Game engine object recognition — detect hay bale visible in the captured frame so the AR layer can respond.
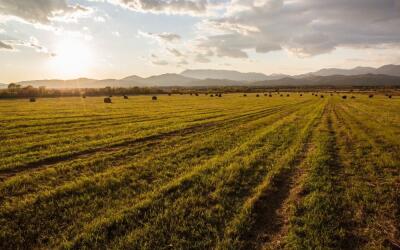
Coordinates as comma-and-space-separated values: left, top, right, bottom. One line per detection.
29, 97, 36, 102
300, 94, 303, 96
342, 95, 347, 99
351, 96, 356, 99
369, 94, 374, 98
388, 95, 392, 99
210, 94, 214, 97
152, 96, 157, 101
286, 94, 290, 97
195, 93, 199, 96
243, 94, 247, 97
320, 95, 324, 98
123, 95, 128, 99
104, 97, 112, 103
264, 93, 267, 96
82, 95, 86, 98
330, 93, 333, 96
256, 94, 260, 97
280, 94, 283, 97
218, 94, 222, 97
168, 93, 171, 96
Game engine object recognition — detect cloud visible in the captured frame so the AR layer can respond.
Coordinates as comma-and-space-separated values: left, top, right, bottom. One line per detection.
138, 30, 181, 43
194, 54, 211, 63
0, 0, 90, 25
0, 40, 12, 50
94, 16, 106, 22
109, 0, 208, 15
152, 59, 169, 65
3, 36, 55, 56
112, 31, 121, 37
195, 0, 400, 59
167, 48, 183, 57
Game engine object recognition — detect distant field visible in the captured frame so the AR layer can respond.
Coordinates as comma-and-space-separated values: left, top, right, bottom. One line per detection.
0, 94, 399, 249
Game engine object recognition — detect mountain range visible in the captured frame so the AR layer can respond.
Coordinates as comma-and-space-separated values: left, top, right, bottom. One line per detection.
6, 64, 400, 88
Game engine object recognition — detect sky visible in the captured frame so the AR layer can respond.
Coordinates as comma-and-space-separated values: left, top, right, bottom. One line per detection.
0, 0, 400, 83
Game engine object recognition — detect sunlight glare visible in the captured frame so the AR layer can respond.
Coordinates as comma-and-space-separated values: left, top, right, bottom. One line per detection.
50, 38, 93, 78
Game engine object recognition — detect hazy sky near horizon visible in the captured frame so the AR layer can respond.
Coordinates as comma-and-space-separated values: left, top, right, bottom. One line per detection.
1, 0, 400, 83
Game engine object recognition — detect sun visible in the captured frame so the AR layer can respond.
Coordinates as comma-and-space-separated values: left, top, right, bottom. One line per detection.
50, 38, 93, 78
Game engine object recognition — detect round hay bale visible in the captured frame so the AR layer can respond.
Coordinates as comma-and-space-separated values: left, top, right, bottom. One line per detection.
320, 95, 324, 98
388, 95, 392, 99
29, 97, 36, 102
256, 94, 260, 97
342, 95, 347, 99
168, 93, 171, 96
351, 96, 356, 99
269, 94, 272, 97
195, 93, 199, 96
243, 94, 247, 97
286, 94, 290, 97
104, 97, 112, 103
210, 94, 214, 97
152, 96, 157, 101
123, 95, 128, 99
369, 94, 374, 98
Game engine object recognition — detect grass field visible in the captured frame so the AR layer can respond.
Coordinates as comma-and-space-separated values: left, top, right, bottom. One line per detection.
0, 93, 399, 249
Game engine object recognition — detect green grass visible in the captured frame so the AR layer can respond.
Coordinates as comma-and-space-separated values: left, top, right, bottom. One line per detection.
0, 93, 399, 249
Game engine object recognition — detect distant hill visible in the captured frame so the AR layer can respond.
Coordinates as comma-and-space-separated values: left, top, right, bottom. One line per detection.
9, 64, 400, 88
298, 64, 400, 78
120, 75, 144, 82
253, 74, 400, 87
181, 69, 283, 82
375, 64, 400, 76
142, 73, 196, 86
183, 78, 243, 87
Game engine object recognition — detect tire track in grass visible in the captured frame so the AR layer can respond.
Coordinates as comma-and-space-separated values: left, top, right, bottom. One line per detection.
215, 101, 325, 250
0, 101, 311, 179
284, 101, 354, 249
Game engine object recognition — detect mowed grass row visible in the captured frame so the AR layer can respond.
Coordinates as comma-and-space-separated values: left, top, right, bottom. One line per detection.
0, 95, 321, 248
284, 96, 400, 249
0, 95, 305, 171
333, 99, 399, 248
